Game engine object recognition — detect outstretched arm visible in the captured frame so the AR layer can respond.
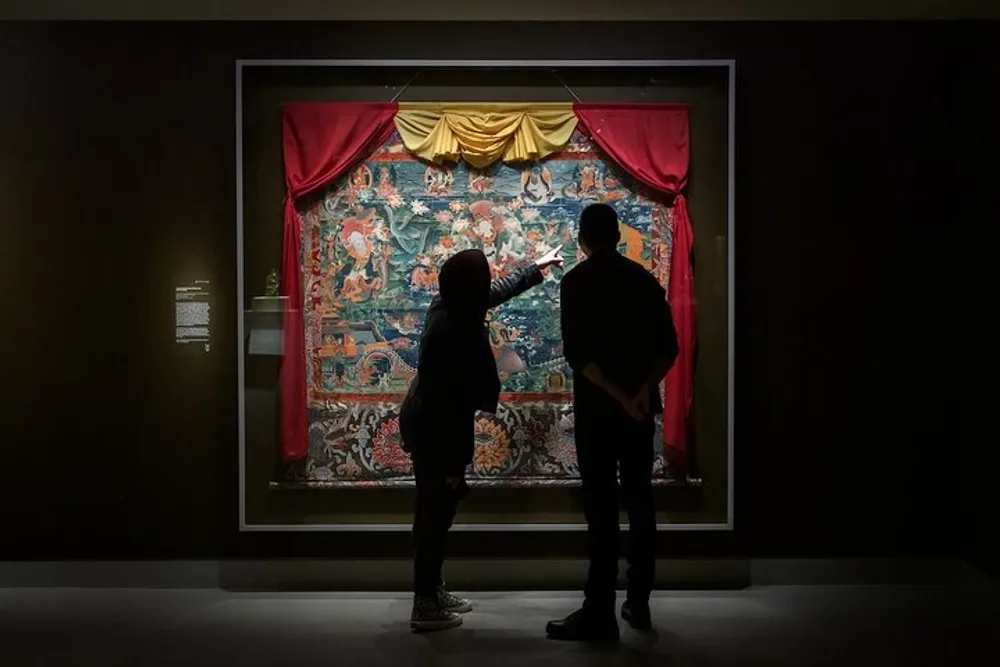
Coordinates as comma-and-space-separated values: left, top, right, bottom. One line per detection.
487, 244, 564, 309
488, 265, 544, 309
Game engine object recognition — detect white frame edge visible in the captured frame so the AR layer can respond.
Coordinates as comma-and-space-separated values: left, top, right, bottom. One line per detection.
236, 59, 247, 531
235, 58, 736, 533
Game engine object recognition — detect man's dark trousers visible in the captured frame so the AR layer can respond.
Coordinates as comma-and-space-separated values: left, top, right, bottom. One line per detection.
575, 404, 657, 612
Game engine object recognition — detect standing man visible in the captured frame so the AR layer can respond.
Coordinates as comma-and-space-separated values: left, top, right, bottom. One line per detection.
547, 203, 679, 641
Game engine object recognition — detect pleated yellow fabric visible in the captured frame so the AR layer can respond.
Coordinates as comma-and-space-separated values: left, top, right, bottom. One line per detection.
395, 103, 577, 168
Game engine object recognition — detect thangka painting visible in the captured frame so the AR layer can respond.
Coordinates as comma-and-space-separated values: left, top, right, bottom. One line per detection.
295, 128, 677, 487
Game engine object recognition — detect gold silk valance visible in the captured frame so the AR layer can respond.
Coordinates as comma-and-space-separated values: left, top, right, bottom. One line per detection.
394, 103, 578, 168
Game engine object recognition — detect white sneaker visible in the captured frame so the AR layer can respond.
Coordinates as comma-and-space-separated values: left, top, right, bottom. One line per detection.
410, 595, 463, 632
437, 585, 473, 614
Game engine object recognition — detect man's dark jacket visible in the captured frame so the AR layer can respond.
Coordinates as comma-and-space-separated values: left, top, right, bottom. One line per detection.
400, 262, 543, 475
560, 250, 678, 416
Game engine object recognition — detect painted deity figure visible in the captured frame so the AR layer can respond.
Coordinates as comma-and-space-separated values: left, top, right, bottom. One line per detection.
350, 164, 373, 191
521, 166, 554, 204
487, 318, 527, 374
578, 165, 598, 197
339, 208, 384, 303
408, 253, 439, 292
424, 164, 453, 196
468, 169, 492, 194
377, 165, 397, 198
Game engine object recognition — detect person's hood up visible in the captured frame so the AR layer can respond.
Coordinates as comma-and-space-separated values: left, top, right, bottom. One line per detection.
438, 249, 491, 323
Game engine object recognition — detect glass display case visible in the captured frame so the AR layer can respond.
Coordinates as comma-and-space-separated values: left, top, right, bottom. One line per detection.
237, 61, 733, 530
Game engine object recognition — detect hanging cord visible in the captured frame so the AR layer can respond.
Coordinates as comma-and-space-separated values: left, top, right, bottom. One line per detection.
550, 69, 582, 103
390, 68, 424, 103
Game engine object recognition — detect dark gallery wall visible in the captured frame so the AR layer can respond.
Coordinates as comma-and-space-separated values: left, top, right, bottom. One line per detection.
0, 21, 993, 562
952, 41, 998, 579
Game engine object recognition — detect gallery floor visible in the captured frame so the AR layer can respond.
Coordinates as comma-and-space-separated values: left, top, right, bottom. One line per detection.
2, 579, 998, 666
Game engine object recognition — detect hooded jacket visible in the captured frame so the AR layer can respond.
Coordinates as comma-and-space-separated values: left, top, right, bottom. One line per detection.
399, 250, 544, 475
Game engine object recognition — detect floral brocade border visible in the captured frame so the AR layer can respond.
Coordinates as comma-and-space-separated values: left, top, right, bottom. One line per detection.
293, 399, 676, 487
272, 476, 691, 489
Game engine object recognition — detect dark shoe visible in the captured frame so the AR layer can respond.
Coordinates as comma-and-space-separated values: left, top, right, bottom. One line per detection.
621, 600, 652, 631
546, 608, 620, 642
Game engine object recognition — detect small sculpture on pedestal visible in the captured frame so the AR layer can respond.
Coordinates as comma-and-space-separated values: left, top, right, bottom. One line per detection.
251, 269, 286, 314
265, 268, 280, 297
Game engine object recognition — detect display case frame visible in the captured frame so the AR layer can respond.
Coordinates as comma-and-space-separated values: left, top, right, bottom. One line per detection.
236, 59, 735, 532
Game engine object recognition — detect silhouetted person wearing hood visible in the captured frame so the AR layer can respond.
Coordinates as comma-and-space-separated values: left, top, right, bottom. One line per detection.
547, 203, 678, 642
401, 246, 563, 632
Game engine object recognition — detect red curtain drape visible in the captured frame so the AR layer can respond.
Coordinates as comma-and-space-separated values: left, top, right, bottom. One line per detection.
574, 103, 697, 456
279, 103, 398, 462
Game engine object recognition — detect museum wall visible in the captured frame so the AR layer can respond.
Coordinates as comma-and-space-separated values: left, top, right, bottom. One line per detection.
0, 20, 990, 561
951, 41, 998, 579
